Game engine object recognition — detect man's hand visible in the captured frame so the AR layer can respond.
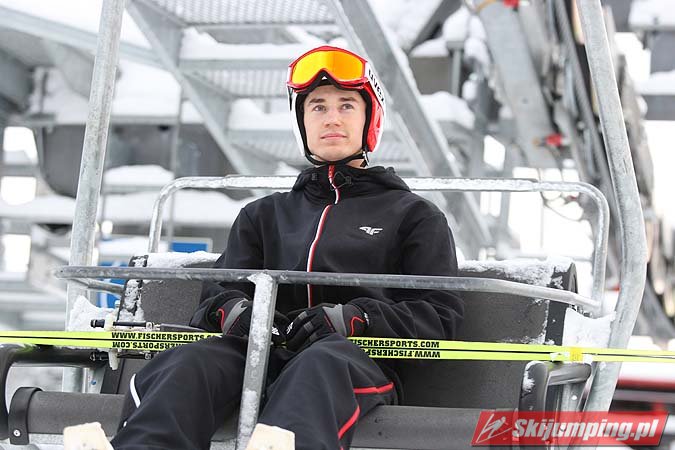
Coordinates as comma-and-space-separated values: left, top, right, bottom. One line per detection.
212, 298, 288, 346
285, 303, 369, 351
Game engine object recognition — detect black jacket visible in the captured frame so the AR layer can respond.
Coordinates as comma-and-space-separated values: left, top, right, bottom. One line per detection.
191, 164, 463, 340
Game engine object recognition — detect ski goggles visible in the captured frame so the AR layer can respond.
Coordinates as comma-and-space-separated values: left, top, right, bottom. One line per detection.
287, 46, 369, 91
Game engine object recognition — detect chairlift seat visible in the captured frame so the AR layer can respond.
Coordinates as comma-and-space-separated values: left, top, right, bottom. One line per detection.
2, 253, 588, 449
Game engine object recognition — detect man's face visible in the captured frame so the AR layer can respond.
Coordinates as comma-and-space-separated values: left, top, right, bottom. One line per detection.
303, 84, 366, 164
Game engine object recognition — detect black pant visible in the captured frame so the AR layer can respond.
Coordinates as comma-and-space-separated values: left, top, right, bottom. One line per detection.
111, 334, 396, 450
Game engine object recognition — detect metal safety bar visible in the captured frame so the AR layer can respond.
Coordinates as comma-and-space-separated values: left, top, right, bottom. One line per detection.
54, 266, 600, 313
147, 176, 609, 304
237, 273, 277, 450
69, 278, 125, 295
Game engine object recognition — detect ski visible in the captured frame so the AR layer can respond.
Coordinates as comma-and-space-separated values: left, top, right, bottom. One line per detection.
0, 330, 218, 351
360, 346, 675, 363
2, 331, 675, 364
351, 337, 675, 363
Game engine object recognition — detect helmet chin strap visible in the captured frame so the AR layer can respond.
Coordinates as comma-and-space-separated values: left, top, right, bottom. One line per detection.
305, 148, 369, 168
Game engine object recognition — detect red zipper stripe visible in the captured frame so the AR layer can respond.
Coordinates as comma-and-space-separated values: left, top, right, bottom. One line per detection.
329, 166, 341, 203
306, 166, 340, 307
306, 204, 332, 306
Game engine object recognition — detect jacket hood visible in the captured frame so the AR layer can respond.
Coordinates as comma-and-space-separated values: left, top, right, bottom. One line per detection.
292, 164, 410, 199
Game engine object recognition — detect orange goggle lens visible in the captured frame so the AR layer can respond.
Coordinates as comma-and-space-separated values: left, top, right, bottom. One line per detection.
289, 50, 366, 88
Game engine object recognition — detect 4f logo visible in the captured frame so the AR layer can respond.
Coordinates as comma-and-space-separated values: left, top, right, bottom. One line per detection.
359, 226, 382, 236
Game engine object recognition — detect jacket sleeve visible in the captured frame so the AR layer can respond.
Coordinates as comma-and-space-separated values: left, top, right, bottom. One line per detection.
349, 212, 464, 340
189, 208, 263, 331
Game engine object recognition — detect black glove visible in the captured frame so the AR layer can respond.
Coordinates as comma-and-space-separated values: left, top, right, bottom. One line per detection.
285, 303, 369, 351
212, 298, 288, 346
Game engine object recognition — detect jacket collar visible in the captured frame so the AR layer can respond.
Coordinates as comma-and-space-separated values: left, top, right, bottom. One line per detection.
292, 164, 410, 200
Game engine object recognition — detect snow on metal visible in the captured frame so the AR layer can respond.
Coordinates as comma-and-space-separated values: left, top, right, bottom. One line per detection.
370, 0, 443, 49
0, 0, 151, 48
98, 237, 168, 259
522, 363, 536, 393
0, 194, 76, 223
67, 295, 113, 331
459, 257, 574, 288
629, 0, 675, 29
420, 92, 476, 129
228, 99, 291, 131
146, 251, 218, 268
30, 64, 202, 123
410, 37, 449, 57
638, 70, 675, 95
245, 273, 274, 371
180, 28, 313, 61
104, 164, 174, 188
237, 388, 259, 448
0, 189, 250, 227
237, 272, 277, 448
562, 308, 614, 349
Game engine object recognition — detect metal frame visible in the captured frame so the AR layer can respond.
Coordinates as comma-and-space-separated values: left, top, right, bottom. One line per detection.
518, 361, 592, 412
0, 115, 5, 271
179, 57, 289, 72
553, 0, 604, 185
125, 0, 277, 176
55, 263, 599, 447
55, 265, 600, 312
577, 0, 647, 413
0, 48, 31, 108
145, 175, 609, 304
41, 41, 95, 98
407, 0, 462, 52
0, 345, 100, 441
64, 0, 125, 393
237, 273, 277, 449
473, 1, 557, 168
0, 5, 159, 68
69, 278, 125, 295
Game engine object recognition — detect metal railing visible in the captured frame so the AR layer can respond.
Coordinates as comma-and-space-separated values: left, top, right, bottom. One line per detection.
577, 0, 648, 413
64, 0, 124, 394
147, 176, 609, 304
56, 266, 600, 312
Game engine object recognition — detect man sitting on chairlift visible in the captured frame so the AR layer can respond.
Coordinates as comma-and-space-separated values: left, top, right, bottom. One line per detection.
111, 45, 464, 450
